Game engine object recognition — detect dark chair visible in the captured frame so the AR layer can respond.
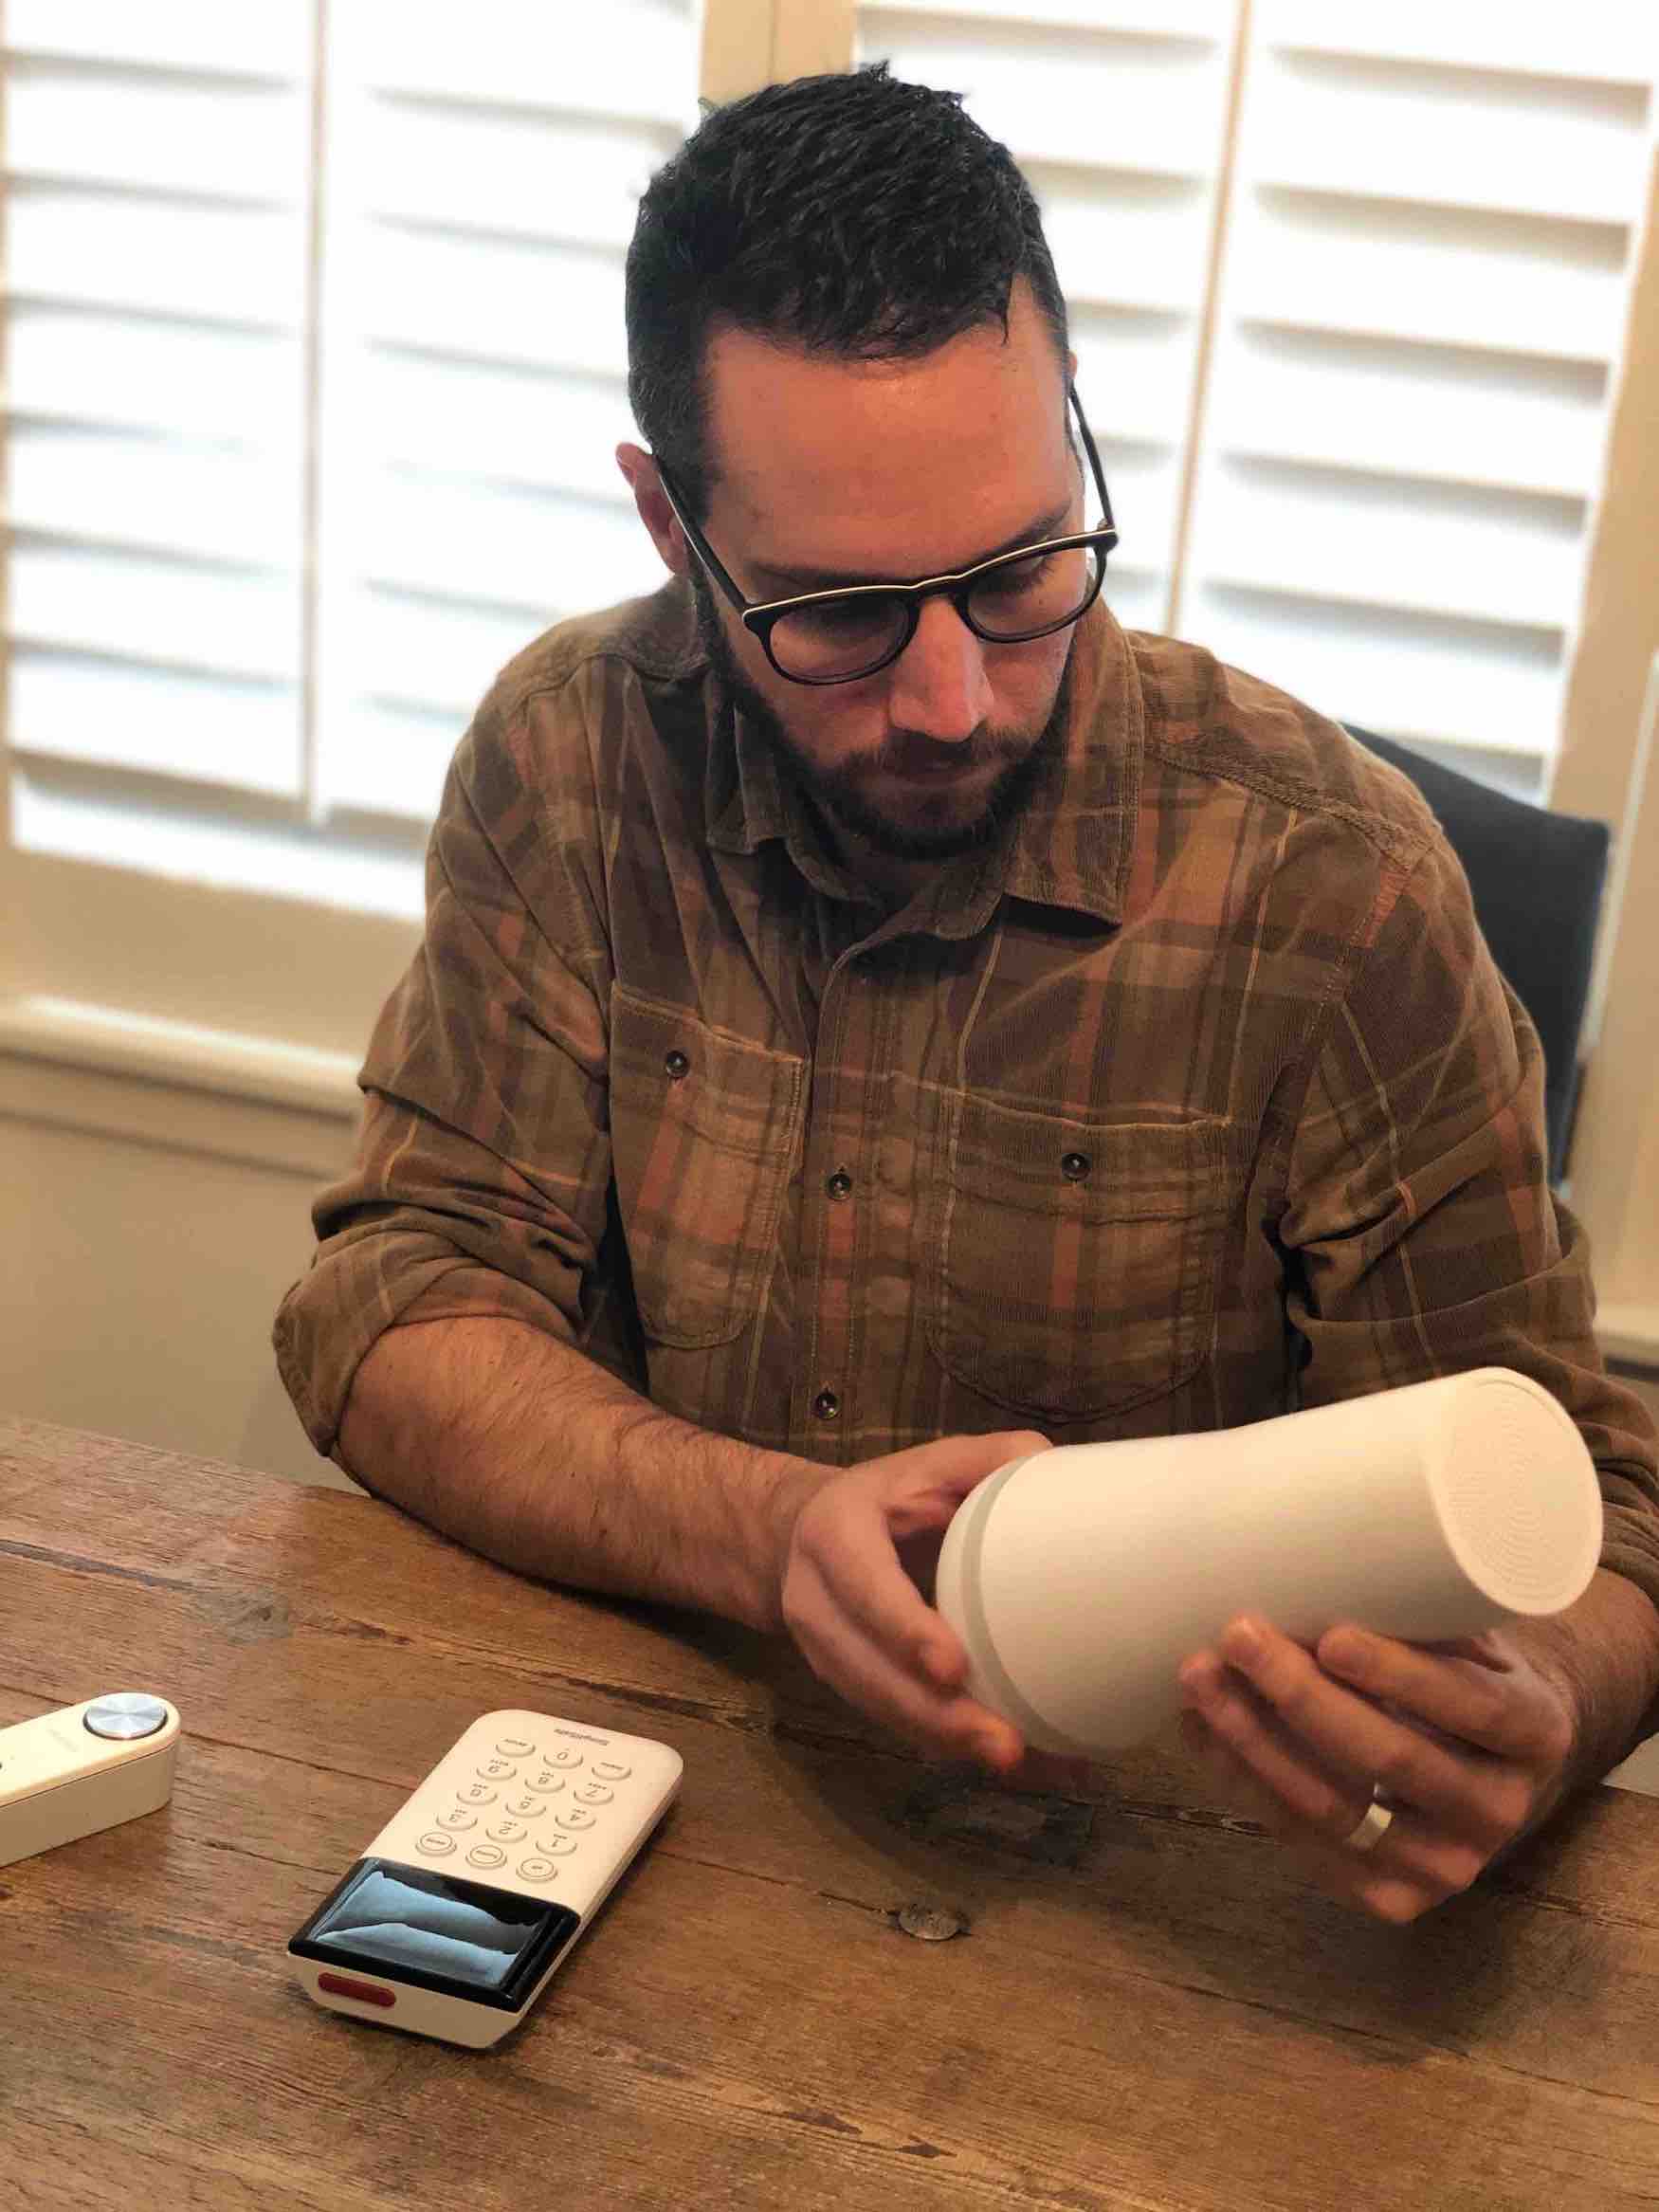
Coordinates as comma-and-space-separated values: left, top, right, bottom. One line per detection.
1343, 724, 1612, 1189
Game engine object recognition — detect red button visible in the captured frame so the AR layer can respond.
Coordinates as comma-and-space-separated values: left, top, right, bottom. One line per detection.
318, 1971, 396, 2010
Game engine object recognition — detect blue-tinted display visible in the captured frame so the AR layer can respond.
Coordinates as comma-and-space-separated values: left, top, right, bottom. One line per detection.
289, 1858, 579, 2010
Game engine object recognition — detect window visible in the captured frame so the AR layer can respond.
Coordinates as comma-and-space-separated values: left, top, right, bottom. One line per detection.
856, 1, 1658, 798
4, 0, 1656, 1063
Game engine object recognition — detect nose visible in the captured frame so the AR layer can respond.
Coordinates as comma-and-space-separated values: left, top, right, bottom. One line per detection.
885, 594, 993, 743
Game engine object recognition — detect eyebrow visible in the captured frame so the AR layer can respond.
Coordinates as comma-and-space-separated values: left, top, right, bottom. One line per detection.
746, 500, 1077, 596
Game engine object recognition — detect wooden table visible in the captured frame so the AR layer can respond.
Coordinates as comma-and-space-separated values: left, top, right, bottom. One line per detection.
5, 1416, 1659, 2210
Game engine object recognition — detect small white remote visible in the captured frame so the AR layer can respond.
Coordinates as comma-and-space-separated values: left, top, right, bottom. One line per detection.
287, 1708, 683, 2048
0, 1693, 181, 1869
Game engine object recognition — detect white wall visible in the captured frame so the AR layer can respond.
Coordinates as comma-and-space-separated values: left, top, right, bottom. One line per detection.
2, 1056, 359, 1492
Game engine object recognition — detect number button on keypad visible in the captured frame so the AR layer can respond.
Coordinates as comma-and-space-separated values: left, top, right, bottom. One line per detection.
457, 1782, 498, 1807
574, 1782, 613, 1806
437, 1808, 478, 1832
522, 1770, 567, 1796
546, 1746, 585, 1769
486, 1819, 529, 1844
556, 1807, 597, 1832
478, 1758, 518, 1782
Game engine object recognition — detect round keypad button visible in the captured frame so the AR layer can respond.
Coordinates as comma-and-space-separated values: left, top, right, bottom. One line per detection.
592, 1761, 630, 1781
478, 1758, 518, 1782
574, 1782, 613, 1806
456, 1781, 498, 1806
518, 1856, 558, 1883
495, 1736, 537, 1758
467, 1845, 507, 1871
543, 1835, 578, 1856
522, 1770, 568, 1795
437, 1808, 478, 1832
503, 1793, 545, 1819
486, 1819, 529, 1844
556, 1807, 597, 1831
547, 1747, 585, 1769
416, 1832, 456, 1856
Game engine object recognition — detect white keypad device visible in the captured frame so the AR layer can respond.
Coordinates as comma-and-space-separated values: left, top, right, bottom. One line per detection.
0, 1693, 181, 1868
287, 1709, 683, 2048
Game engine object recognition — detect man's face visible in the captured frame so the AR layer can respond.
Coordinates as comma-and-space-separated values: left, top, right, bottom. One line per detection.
686, 280, 1083, 866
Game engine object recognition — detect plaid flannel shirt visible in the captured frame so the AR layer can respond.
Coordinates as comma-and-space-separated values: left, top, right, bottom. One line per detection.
274, 581, 1659, 1609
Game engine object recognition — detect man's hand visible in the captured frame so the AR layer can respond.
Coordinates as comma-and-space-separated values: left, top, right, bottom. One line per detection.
1176, 1614, 1578, 1923
776, 1430, 1051, 1773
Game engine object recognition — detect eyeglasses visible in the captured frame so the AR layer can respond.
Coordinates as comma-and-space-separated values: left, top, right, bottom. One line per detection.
654, 385, 1119, 686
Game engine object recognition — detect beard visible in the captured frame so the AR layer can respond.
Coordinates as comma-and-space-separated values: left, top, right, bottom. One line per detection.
689, 569, 1072, 864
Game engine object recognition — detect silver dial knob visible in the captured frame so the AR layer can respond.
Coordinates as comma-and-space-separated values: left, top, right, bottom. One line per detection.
83, 1692, 171, 1741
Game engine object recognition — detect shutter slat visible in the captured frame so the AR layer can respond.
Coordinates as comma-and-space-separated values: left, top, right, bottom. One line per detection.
9, 425, 302, 566
6, 57, 306, 202
6, 184, 304, 327
11, 539, 300, 686
1265, 1, 1659, 88
9, 652, 301, 797
6, 0, 304, 76
1250, 50, 1650, 229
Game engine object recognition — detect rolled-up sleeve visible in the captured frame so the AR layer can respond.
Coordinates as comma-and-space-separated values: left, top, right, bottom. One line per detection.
274, 670, 616, 1456
1280, 824, 1659, 1612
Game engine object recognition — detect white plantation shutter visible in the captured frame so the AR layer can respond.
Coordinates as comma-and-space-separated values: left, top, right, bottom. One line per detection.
859, 0, 1242, 641
4, 3, 312, 862
2, 0, 695, 923
314, 1, 694, 835
3, 0, 1655, 979
857, 1, 1659, 798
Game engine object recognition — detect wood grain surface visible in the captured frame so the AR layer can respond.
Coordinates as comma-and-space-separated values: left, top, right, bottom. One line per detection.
4, 1416, 1658, 2211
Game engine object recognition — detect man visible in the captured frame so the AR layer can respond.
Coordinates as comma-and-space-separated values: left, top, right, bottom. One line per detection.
276, 67, 1659, 1923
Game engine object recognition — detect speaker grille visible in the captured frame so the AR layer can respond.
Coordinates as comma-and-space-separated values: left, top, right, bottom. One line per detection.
1431, 1375, 1601, 1615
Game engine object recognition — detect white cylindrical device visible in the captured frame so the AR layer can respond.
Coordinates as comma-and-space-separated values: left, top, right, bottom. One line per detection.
934, 1367, 1602, 1758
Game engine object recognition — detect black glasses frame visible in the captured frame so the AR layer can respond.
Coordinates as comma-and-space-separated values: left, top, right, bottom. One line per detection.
654, 384, 1119, 686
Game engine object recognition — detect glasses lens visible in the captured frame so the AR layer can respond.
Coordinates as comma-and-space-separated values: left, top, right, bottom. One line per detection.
767, 594, 909, 682
967, 543, 1100, 640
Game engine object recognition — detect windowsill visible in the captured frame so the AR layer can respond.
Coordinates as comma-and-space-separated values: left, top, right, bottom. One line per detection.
0, 994, 358, 1180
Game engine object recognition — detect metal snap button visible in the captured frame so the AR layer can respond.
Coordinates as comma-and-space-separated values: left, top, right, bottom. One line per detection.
1060, 1151, 1091, 1182
826, 1169, 853, 1200
664, 1049, 689, 1081
812, 1388, 841, 1421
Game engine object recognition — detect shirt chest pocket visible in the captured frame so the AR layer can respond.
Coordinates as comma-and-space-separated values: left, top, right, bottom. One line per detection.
928, 1094, 1247, 1421
610, 986, 805, 1348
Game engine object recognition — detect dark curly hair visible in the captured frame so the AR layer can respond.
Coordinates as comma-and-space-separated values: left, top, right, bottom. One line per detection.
625, 64, 1068, 519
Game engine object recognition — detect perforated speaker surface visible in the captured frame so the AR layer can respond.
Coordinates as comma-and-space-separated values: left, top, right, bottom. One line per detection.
1431, 1373, 1602, 1616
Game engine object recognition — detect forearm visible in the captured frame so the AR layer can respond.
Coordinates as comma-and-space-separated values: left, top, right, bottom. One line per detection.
337, 1316, 826, 1631
1505, 1568, 1659, 1802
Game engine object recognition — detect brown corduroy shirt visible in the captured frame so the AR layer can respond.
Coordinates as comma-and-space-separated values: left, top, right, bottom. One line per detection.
274, 580, 1659, 1608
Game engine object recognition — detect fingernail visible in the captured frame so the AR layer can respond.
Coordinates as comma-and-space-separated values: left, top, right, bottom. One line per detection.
1223, 1618, 1264, 1665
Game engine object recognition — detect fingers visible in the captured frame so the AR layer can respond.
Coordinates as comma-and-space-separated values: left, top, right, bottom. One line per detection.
1186, 1618, 1536, 1847
777, 1434, 1048, 1773
785, 1541, 1021, 1768
1179, 1709, 1454, 1925
876, 1428, 1051, 1541
1317, 1624, 1574, 1765
1177, 1615, 1574, 1921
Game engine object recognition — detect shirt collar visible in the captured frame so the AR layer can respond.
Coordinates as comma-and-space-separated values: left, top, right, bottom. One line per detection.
703, 597, 1141, 934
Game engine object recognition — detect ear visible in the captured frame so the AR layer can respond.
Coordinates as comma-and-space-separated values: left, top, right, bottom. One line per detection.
616, 442, 689, 577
